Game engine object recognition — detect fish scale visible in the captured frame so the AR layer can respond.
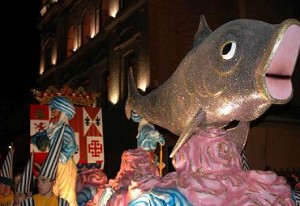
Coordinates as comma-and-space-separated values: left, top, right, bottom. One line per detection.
125, 15, 300, 158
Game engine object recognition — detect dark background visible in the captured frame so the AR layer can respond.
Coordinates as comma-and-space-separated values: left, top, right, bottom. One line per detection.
1, 2, 41, 100
0, 2, 41, 164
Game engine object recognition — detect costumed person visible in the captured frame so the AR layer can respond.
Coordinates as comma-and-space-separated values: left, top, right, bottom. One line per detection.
47, 96, 78, 206
21, 122, 69, 206
13, 152, 34, 206
0, 144, 14, 206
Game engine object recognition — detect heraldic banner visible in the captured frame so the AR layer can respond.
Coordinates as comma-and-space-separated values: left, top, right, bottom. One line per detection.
30, 104, 105, 172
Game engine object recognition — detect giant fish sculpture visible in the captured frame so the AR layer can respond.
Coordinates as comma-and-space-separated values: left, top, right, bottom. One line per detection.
125, 15, 300, 158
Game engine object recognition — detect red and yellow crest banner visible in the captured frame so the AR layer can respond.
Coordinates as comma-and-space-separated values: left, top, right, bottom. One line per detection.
30, 104, 105, 170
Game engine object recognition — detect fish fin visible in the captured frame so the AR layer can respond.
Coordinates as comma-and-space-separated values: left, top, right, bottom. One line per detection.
125, 67, 140, 119
193, 15, 212, 48
169, 110, 206, 158
225, 121, 250, 154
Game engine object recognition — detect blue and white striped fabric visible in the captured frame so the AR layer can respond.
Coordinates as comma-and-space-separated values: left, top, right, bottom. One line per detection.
58, 198, 70, 206
0, 143, 14, 181
39, 124, 65, 180
50, 96, 75, 120
293, 188, 300, 206
20, 197, 34, 206
17, 152, 34, 194
49, 124, 77, 164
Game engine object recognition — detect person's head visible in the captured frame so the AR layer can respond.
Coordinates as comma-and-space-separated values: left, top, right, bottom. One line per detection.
13, 173, 21, 189
49, 108, 62, 125
0, 182, 12, 196
13, 191, 26, 206
49, 96, 75, 124
0, 175, 13, 197
36, 176, 55, 197
12, 173, 26, 205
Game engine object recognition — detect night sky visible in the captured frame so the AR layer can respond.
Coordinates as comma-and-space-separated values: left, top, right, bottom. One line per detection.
1, 2, 41, 101
0, 2, 41, 154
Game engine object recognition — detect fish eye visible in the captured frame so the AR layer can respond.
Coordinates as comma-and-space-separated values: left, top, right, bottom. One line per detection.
221, 41, 236, 60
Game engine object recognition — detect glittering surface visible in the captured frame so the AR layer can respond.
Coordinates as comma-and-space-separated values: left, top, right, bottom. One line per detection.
126, 16, 300, 157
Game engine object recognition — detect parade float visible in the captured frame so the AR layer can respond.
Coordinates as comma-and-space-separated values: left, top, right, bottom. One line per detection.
98, 15, 300, 205
26, 14, 300, 205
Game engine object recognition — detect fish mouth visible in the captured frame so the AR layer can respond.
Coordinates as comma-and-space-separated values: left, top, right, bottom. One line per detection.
265, 21, 300, 103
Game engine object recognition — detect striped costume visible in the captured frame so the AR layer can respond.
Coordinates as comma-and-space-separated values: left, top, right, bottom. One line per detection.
48, 123, 78, 206
292, 188, 300, 206
46, 96, 78, 206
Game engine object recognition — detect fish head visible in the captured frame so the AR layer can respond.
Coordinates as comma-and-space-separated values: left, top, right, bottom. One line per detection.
188, 18, 300, 123
257, 19, 300, 104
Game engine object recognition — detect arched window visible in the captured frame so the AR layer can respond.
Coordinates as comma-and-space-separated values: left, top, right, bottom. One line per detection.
101, 0, 109, 27
40, 37, 57, 74
82, 9, 92, 45
51, 41, 57, 65
121, 51, 137, 100
67, 25, 78, 57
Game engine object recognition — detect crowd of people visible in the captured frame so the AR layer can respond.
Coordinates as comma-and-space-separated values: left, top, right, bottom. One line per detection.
0, 96, 77, 206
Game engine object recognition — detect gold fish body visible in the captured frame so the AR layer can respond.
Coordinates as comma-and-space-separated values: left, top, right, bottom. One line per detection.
126, 16, 300, 157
